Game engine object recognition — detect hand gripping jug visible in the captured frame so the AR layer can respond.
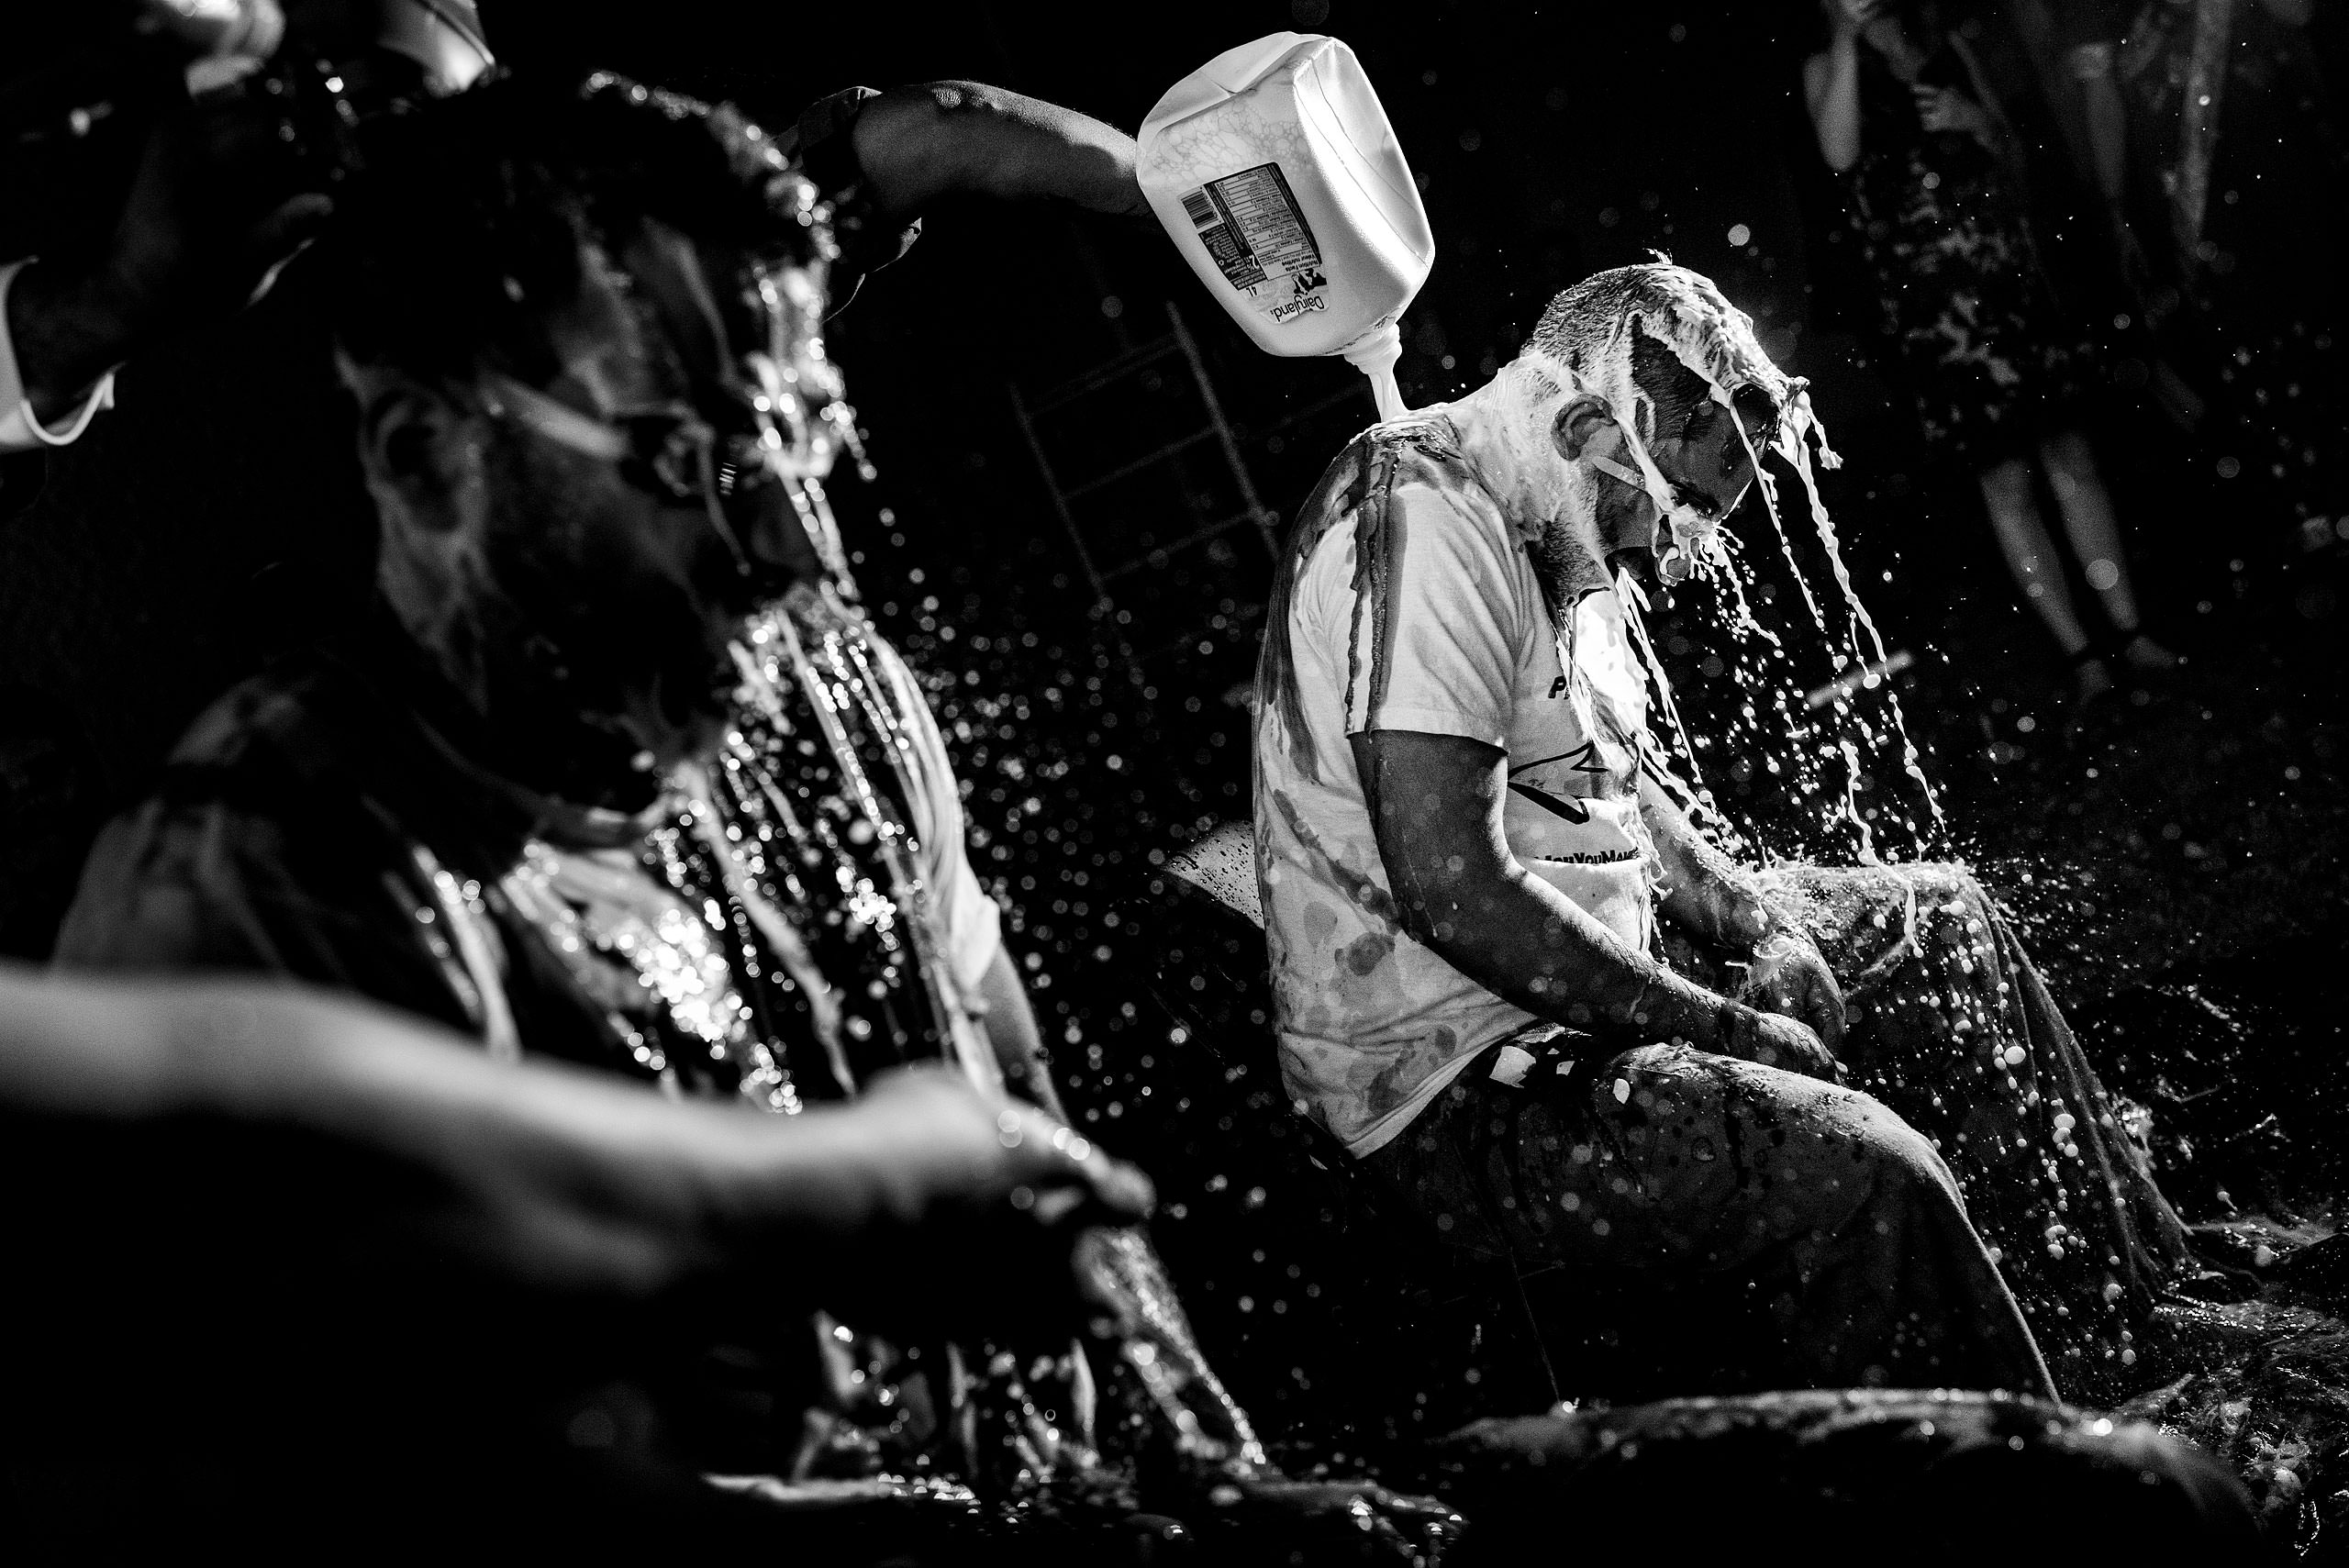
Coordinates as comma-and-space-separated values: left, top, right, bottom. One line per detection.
1137, 32, 1433, 423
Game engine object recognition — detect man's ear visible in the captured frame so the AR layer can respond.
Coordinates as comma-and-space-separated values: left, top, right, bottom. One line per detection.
349, 364, 485, 535
1551, 394, 1620, 462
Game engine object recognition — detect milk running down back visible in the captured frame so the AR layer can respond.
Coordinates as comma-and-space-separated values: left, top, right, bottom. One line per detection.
1137, 32, 1433, 421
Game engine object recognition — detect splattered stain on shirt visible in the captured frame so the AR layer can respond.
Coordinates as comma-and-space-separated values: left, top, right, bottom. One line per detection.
1253, 406, 1657, 1158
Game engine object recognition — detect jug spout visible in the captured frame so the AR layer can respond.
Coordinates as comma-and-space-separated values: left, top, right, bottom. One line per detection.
1340, 320, 1408, 423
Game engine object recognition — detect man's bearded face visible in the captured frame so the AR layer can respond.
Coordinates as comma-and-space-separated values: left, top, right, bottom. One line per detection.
462, 217, 838, 770
1600, 398, 1774, 585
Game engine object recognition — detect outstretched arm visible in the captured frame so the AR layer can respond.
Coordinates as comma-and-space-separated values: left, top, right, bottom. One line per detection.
1355, 728, 1835, 1077
0, 967, 1152, 1343
850, 82, 1145, 224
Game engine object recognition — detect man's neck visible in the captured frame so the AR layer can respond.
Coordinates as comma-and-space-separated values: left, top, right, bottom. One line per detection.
369, 593, 677, 834
1441, 376, 1561, 538
1440, 377, 1616, 615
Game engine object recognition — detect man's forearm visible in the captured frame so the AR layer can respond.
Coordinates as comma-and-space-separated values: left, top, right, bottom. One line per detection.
1641, 777, 1787, 958
1360, 730, 1747, 1050
0, 971, 868, 1305
850, 82, 1144, 221
1401, 857, 1737, 1050
975, 942, 1065, 1118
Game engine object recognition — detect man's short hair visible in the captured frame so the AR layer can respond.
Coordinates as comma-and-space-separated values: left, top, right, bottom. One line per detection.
1528, 265, 1780, 446
325, 73, 825, 387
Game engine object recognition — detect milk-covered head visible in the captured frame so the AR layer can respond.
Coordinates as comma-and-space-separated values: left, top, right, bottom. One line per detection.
1471, 262, 1834, 589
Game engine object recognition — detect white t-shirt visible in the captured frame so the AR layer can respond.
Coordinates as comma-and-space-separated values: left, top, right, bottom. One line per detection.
1253, 410, 1656, 1158
870, 621, 1007, 994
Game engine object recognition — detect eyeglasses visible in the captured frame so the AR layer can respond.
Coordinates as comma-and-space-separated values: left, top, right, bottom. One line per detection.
480, 372, 785, 570
1586, 451, 1725, 527
1585, 450, 1726, 583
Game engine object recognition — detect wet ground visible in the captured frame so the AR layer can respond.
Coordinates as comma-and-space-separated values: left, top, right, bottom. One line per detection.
1943, 554, 2349, 1556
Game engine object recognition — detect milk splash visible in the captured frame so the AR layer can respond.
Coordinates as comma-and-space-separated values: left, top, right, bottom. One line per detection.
1498, 261, 1942, 864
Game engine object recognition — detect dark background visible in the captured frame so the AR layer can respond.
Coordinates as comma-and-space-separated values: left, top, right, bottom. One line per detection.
5, 0, 2345, 1448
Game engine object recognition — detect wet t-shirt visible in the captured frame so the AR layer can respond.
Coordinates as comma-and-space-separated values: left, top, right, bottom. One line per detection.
1253, 413, 1655, 1159
53, 617, 1002, 1102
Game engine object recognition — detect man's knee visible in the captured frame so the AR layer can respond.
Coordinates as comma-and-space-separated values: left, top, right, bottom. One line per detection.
1845, 1096, 1966, 1215
1903, 862, 1994, 925
1617, 1048, 1965, 1220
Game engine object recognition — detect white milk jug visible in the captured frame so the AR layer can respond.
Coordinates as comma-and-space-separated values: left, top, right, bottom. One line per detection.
1137, 32, 1433, 422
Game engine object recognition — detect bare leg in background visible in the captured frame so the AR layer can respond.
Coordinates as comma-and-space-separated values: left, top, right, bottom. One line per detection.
2039, 428, 2176, 673
1978, 456, 2107, 697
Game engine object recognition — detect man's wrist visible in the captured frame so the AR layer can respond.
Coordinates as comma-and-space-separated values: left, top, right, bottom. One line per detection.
1622, 967, 1737, 1049
1741, 887, 1815, 959
709, 1103, 880, 1254
1704, 889, 1776, 962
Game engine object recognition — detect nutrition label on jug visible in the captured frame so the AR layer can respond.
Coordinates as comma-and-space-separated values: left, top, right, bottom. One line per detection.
1179, 163, 1325, 314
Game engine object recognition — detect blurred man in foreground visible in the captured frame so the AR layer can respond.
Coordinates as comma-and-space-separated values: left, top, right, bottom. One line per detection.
50, 72, 1447, 1557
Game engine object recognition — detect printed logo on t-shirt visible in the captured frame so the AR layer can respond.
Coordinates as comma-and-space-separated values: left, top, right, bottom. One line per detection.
1506, 739, 1627, 827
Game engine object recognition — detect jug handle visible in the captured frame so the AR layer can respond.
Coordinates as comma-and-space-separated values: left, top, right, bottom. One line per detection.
1138, 31, 1318, 139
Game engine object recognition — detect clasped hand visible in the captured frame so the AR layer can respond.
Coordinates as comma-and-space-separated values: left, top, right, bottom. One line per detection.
814, 1067, 1156, 1341
1727, 934, 1848, 1083
1832, 0, 1887, 32
1912, 83, 1993, 143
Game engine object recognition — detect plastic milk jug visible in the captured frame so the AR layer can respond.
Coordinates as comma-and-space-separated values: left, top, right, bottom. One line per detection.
1137, 32, 1433, 423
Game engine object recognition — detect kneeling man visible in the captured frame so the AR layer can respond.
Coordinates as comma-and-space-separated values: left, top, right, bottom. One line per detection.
1254, 264, 2172, 1399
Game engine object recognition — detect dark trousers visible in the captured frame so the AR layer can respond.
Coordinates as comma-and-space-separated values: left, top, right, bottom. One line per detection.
1364, 1034, 2058, 1399
1756, 862, 2189, 1401
1362, 860, 2191, 1403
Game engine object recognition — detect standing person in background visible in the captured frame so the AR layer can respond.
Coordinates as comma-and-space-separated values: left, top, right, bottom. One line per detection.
2069, 0, 2349, 547
1805, 0, 2179, 704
